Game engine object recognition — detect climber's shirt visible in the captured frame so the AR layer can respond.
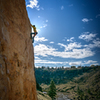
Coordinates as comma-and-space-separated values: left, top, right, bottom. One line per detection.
31, 25, 37, 33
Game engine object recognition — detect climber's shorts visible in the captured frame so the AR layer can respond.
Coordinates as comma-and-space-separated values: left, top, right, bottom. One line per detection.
35, 32, 38, 35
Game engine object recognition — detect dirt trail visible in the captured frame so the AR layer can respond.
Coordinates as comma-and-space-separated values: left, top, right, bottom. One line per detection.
56, 92, 71, 100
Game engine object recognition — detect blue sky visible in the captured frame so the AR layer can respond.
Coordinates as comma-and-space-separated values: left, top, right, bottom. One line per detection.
25, 0, 100, 67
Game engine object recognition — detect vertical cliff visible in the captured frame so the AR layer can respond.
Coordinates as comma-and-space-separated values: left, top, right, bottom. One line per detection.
0, 0, 37, 100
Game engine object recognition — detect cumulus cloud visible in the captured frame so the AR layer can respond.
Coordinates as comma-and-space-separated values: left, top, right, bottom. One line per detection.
68, 60, 98, 66
67, 37, 74, 42
40, 24, 47, 28
26, 0, 40, 10
41, 7, 44, 10
34, 44, 94, 59
58, 42, 82, 51
84, 39, 100, 48
63, 37, 67, 41
34, 44, 57, 57
82, 18, 89, 22
46, 20, 48, 22
43, 24, 47, 28
35, 59, 68, 64
63, 37, 74, 42
37, 29, 40, 32
79, 32, 97, 41
84, 60, 97, 64
93, 40, 100, 47
50, 41, 54, 44
35, 56, 40, 60
38, 16, 40, 18
35, 36, 48, 42
82, 18, 93, 23
61, 6, 64, 10
96, 14, 100, 18
68, 4, 73, 7
69, 61, 82, 66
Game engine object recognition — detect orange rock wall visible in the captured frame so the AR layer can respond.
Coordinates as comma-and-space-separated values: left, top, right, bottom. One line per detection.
0, 0, 37, 100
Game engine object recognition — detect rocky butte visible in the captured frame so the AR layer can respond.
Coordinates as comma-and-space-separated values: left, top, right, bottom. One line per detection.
0, 0, 37, 100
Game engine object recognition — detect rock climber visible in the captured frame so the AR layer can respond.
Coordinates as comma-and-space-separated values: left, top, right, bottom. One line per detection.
30, 24, 38, 43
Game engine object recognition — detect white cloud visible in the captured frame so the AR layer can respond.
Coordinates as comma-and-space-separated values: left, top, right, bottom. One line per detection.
93, 40, 100, 47
35, 56, 40, 60
82, 18, 93, 23
83, 35, 100, 50
79, 32, 97, 41
34, 44, 94, 59
63, 37, 67, 41
35, 59, 98, 67
69, 60, 98, 66
84, 60, 97, 64
61, 6, 64, 10
41, 7, 44, 10
50, 41, 54, 44
35, 59, 68, 64
66, 42, 82, 51
46, 20, 48, 22
34, 44, 57, 57
37, 29, 40, 32
63, 37, 74, 42
69, 61, 82, 66
26, 0, 39, 10
40, 24, 47, 28
96, 14, 100, 18
82, 18, 89, 22
36, 5, 40, 11
43, 24, 47, 28
58, 42, 82, 51
67, 37, 74, 42
68, 4, 73, 7
38, 16, 40, 18
34, 36, 48, 42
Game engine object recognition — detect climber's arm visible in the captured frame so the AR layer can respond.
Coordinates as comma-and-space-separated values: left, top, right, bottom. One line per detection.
31, 24, 37, 33
31, 24, 33, 27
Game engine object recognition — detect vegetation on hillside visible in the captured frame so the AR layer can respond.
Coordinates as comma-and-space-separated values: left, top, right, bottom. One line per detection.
36, 81, 42, 92
35, 65, 99, 84
48, 80, 56, 99
35, 65, 100, 100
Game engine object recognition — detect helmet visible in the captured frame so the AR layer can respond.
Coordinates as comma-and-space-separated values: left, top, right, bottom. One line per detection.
33, 25, 35, 27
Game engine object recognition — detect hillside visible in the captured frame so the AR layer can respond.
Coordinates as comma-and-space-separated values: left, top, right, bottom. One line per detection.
56, 67, 100, 99
35, 65, 99, 84
35, 66, 100, 100
37, 91, 52, 100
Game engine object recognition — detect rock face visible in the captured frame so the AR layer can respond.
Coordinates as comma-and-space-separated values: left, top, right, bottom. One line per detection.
0, 0, 37, 100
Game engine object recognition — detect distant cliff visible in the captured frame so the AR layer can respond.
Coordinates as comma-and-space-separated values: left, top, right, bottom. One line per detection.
0, 0, 37, 100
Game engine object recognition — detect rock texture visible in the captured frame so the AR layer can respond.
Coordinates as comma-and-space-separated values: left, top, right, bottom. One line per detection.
0, 0, 37, 100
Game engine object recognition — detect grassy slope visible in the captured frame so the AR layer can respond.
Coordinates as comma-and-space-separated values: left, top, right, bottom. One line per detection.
57, 66, 100, 99
40, 66, 100, 100
37, 91, 52, 100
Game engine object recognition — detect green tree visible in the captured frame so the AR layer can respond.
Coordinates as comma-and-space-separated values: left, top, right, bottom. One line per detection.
71, 66, 76, 68
36, 81, 42, 92
48, 80, 56, 100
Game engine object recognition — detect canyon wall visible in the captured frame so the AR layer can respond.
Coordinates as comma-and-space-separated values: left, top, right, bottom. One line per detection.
0, 0, 37, 100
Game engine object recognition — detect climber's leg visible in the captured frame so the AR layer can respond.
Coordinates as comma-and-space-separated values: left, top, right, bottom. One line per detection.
34, 32, 38, 37
30, 33, 35, 43
30, 33, 35, 39
32, 37, 34, 43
